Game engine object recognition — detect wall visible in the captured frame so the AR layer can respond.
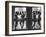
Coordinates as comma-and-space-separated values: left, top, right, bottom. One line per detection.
0, 0, 46, 37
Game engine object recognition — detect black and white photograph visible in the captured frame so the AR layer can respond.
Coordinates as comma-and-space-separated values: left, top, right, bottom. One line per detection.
5, 1, 45, 36
12, 6, 41, 31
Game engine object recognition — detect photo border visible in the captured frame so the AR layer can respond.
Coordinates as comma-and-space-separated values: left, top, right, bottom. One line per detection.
5, 1, 45, 36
